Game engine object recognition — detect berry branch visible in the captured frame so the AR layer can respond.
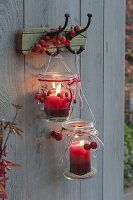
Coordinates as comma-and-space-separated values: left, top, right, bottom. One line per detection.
0, 104, 24, 199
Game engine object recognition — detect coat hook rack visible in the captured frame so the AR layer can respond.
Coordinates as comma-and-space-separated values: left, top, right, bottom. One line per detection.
16, 13, 92, 56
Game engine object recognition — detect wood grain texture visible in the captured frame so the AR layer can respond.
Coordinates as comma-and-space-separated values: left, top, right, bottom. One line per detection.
103, 0, 125, 200
0, 0, 25, 200
80, 0, 104, 200
24, 0, 81, 200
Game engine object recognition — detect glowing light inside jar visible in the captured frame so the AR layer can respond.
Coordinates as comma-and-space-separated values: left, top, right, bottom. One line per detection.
52, 82, 56, 89
56, 84, 61, 95
79, 140, 84, 145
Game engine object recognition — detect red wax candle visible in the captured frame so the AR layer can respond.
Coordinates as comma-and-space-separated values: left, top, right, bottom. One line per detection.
70, 140, 91, 175
44, 86, 71, 118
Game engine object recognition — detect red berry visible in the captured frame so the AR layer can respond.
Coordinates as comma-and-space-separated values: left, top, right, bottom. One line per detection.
44, 36, 51, 42
84, 143, 91, 150
73, 99, 76, 104
60, 36, 66, 45
65, 92, 68, 97
53, 40, 59, 47
40, 97, 44, 103
90, 142, 97, 149
39, 39, 46, 46
47, 90, 52, 96
44, 42, 50, 49
42, 93, 47, 98
55, 133, 63, 141
34, 93, 42, 100
69, 31, 76, 38
74, 26, 81, 32
51, 131, 57, 139
65, 40, 70, 46
57, 93, 61, 97
34, 44, 42, 52
40, 47, 46, 54
32, 47, 38, 53
56, 34, 63, 41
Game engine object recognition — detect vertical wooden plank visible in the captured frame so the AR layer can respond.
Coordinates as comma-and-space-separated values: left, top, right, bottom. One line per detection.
0, 0, 25, 200
80, 0, 104, 200
103, 0, 125, 200
24, 0, 81, 200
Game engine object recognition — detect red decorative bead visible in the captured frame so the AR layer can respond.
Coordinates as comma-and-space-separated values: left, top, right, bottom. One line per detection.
55, 133, 63, 141
69, 31, 76, 38
74, 25, 81, 32
90, 142, 98, 149
84, 143, 91, 150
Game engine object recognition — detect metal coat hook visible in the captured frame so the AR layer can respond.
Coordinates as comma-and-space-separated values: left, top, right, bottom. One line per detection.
65, 13, 92, 54
16, 13, 92, 56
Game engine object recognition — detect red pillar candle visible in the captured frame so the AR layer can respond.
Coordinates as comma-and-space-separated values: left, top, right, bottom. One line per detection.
70, 140, 91, 175
44, 84, 71, 118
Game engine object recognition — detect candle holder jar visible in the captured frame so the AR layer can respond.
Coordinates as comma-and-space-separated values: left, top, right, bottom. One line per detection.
62, 119, 99, 180
35, 72, 80, 122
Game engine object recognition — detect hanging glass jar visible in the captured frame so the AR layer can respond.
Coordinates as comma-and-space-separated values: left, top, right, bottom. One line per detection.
62, 119, 103, 180
35, 72, 80, 122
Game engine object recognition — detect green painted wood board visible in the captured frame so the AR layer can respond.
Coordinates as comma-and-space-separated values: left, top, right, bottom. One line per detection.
16, 27, 87, 55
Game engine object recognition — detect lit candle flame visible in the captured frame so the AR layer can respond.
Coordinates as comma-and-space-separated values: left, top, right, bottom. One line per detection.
80, 140, 84, 146
56, 84, 61, 95
52, 82, 56, 89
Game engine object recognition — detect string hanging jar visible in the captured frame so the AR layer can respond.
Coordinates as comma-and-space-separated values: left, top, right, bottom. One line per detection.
34, 55, 80, 122
62, 119, 103, 180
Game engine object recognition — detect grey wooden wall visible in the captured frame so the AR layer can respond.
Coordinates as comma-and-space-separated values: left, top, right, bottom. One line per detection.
0, 0, 125, 200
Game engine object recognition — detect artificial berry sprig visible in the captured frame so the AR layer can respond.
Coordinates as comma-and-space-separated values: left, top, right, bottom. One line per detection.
31, 25, 81, 54
84, 141, 98, 150
51, 131, 63, 141
0, 104, 24, 199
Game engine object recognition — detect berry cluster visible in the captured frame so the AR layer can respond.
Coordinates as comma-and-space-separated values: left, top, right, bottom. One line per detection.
84, 141, 98, 150
34, 89, 75, 104
51, 131, 63, 141
31, 25, 81, 54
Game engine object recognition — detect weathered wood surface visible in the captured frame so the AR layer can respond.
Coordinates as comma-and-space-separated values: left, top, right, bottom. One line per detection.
0, 0, 124, 200
103, 0, 125, 200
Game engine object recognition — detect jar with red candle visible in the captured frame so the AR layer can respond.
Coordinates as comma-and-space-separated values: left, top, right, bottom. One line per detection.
34, 72, 79, 122
62, 119, 98, 180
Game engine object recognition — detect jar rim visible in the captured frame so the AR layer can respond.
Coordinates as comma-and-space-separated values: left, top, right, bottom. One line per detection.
62, 119, 96, 133
38, 72, 79, 82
